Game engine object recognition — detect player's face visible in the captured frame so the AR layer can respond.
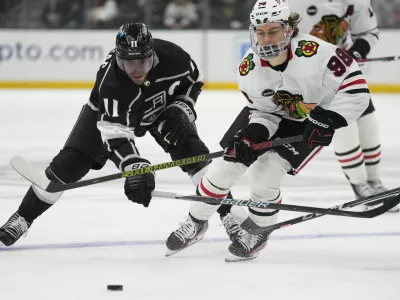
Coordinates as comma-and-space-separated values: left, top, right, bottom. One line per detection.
255, 23, 285, 47
117, 56, 153, 85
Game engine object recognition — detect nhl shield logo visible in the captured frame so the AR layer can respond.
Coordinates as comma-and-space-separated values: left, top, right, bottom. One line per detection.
261, 89, 275, 97
307, 5, 317, 16
239, 53, 255, 76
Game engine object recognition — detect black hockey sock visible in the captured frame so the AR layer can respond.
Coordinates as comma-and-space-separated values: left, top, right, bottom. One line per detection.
17, 187, 52, 224
217, 192, 233, 217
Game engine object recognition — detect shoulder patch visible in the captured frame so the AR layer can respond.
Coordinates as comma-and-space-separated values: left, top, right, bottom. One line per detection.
295, 40, 319, 58
239, 53, 255, 76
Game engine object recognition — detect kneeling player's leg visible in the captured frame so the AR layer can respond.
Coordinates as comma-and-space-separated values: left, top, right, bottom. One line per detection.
0, 148, 95, 246
17, 103, 105, 225
17, 148, 96, 224
0, 105, 106, 246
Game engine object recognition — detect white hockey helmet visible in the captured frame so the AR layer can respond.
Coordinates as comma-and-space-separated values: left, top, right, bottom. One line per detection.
249, 0, 294, 60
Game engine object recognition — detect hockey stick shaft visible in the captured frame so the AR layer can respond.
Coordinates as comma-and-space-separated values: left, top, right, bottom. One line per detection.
357, 55, 400, 65
241, 187, 400, 234
152, 188, 400, 218
11, 135, 303, 193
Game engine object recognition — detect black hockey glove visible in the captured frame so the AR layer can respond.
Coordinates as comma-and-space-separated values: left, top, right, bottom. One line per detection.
223, 123, 269, 167
123, 158, 155, 207
303, 106, 348, 149
346, 39, 370, 60
157, 101, 196, 147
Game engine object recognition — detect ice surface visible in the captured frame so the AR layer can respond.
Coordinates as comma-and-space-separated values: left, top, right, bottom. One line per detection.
0, 90, 399, 300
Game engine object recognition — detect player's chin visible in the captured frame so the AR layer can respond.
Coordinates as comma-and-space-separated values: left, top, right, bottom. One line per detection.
129, 74, 147, 85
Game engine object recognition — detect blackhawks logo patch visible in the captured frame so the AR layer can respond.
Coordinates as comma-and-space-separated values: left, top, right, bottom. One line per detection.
295, 40, 319, 58
274, 90, 316, 119
239, 53, 255, 76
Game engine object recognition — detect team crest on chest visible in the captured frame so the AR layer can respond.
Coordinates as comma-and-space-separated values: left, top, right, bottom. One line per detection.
274, 90, 316, 119
239, 53, 255, 76
295, 40, 319, 58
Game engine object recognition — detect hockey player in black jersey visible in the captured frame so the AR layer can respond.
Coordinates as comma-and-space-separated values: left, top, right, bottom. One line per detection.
0, 23, 213, 246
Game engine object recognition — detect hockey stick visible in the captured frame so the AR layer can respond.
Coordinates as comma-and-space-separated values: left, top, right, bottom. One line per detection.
239, 187, 400, 234
10, 135, 303, 193
151, 189, 400, 219
357, 55, 400, 66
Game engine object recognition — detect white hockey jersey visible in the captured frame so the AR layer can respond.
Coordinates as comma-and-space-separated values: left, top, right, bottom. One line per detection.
289, 0, 379, 51
238, 33, 369, 136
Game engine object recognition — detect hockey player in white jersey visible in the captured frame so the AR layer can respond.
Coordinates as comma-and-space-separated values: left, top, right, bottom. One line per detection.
166, 0, 370, 262
289, 0, 398, 212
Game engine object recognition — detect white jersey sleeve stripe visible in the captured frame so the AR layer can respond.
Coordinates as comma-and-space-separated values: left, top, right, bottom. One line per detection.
338, 78, 368, 92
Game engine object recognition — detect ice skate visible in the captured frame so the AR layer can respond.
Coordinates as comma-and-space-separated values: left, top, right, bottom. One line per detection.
225, 230, 271, 263
0, 213, 30, 246
165, 214, 208, 257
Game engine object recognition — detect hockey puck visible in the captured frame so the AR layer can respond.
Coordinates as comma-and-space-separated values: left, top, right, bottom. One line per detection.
107, 285, 123, 291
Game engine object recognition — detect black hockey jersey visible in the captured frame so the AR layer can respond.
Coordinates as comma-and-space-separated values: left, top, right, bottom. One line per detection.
87, 39, 203, 170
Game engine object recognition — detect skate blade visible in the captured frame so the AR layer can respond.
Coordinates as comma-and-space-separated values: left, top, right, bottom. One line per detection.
165, 249, 180, 257
165, 235, 205, 257
225, 253, 258, 263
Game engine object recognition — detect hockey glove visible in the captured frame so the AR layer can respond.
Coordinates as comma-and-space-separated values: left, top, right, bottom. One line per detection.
157, 101, 196, 147
347, 39, 370, 60
223, 124, 269, 167
303, 106, 348, 149
124, 158, 155, 207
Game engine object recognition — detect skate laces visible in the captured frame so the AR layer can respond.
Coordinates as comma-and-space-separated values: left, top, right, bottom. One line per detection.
236, 231, 253, 251
252, 232, 269, 245
3, 214, 29, 239
174, 218, 198, 242
221, 214, 241, 235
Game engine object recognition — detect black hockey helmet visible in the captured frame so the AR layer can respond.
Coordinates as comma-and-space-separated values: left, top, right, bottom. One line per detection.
116, 23, 154, 60
115, 23, 154, 82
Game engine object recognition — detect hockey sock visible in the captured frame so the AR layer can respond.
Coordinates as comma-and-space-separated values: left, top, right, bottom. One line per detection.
216, 192, 233, 217
333, 122, 367, 184
248, 191, 281, 227
17, 187, 52, 224
358, 113, 381, 181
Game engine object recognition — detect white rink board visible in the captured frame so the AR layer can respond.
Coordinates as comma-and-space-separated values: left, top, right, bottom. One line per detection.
0, 29, 399, 84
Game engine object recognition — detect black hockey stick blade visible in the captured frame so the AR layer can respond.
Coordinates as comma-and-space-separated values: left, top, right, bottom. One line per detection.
151, 190, 400, 218
10, 135, 303, 193
241, 187, 400, 234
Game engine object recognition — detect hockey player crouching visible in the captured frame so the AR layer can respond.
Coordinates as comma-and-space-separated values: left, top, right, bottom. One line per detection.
166, 0, 370, 262
0, 23, 214, 246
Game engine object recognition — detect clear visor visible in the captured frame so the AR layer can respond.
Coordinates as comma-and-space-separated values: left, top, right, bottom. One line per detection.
250, 21, 293, 61
116, 55, 153, 78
